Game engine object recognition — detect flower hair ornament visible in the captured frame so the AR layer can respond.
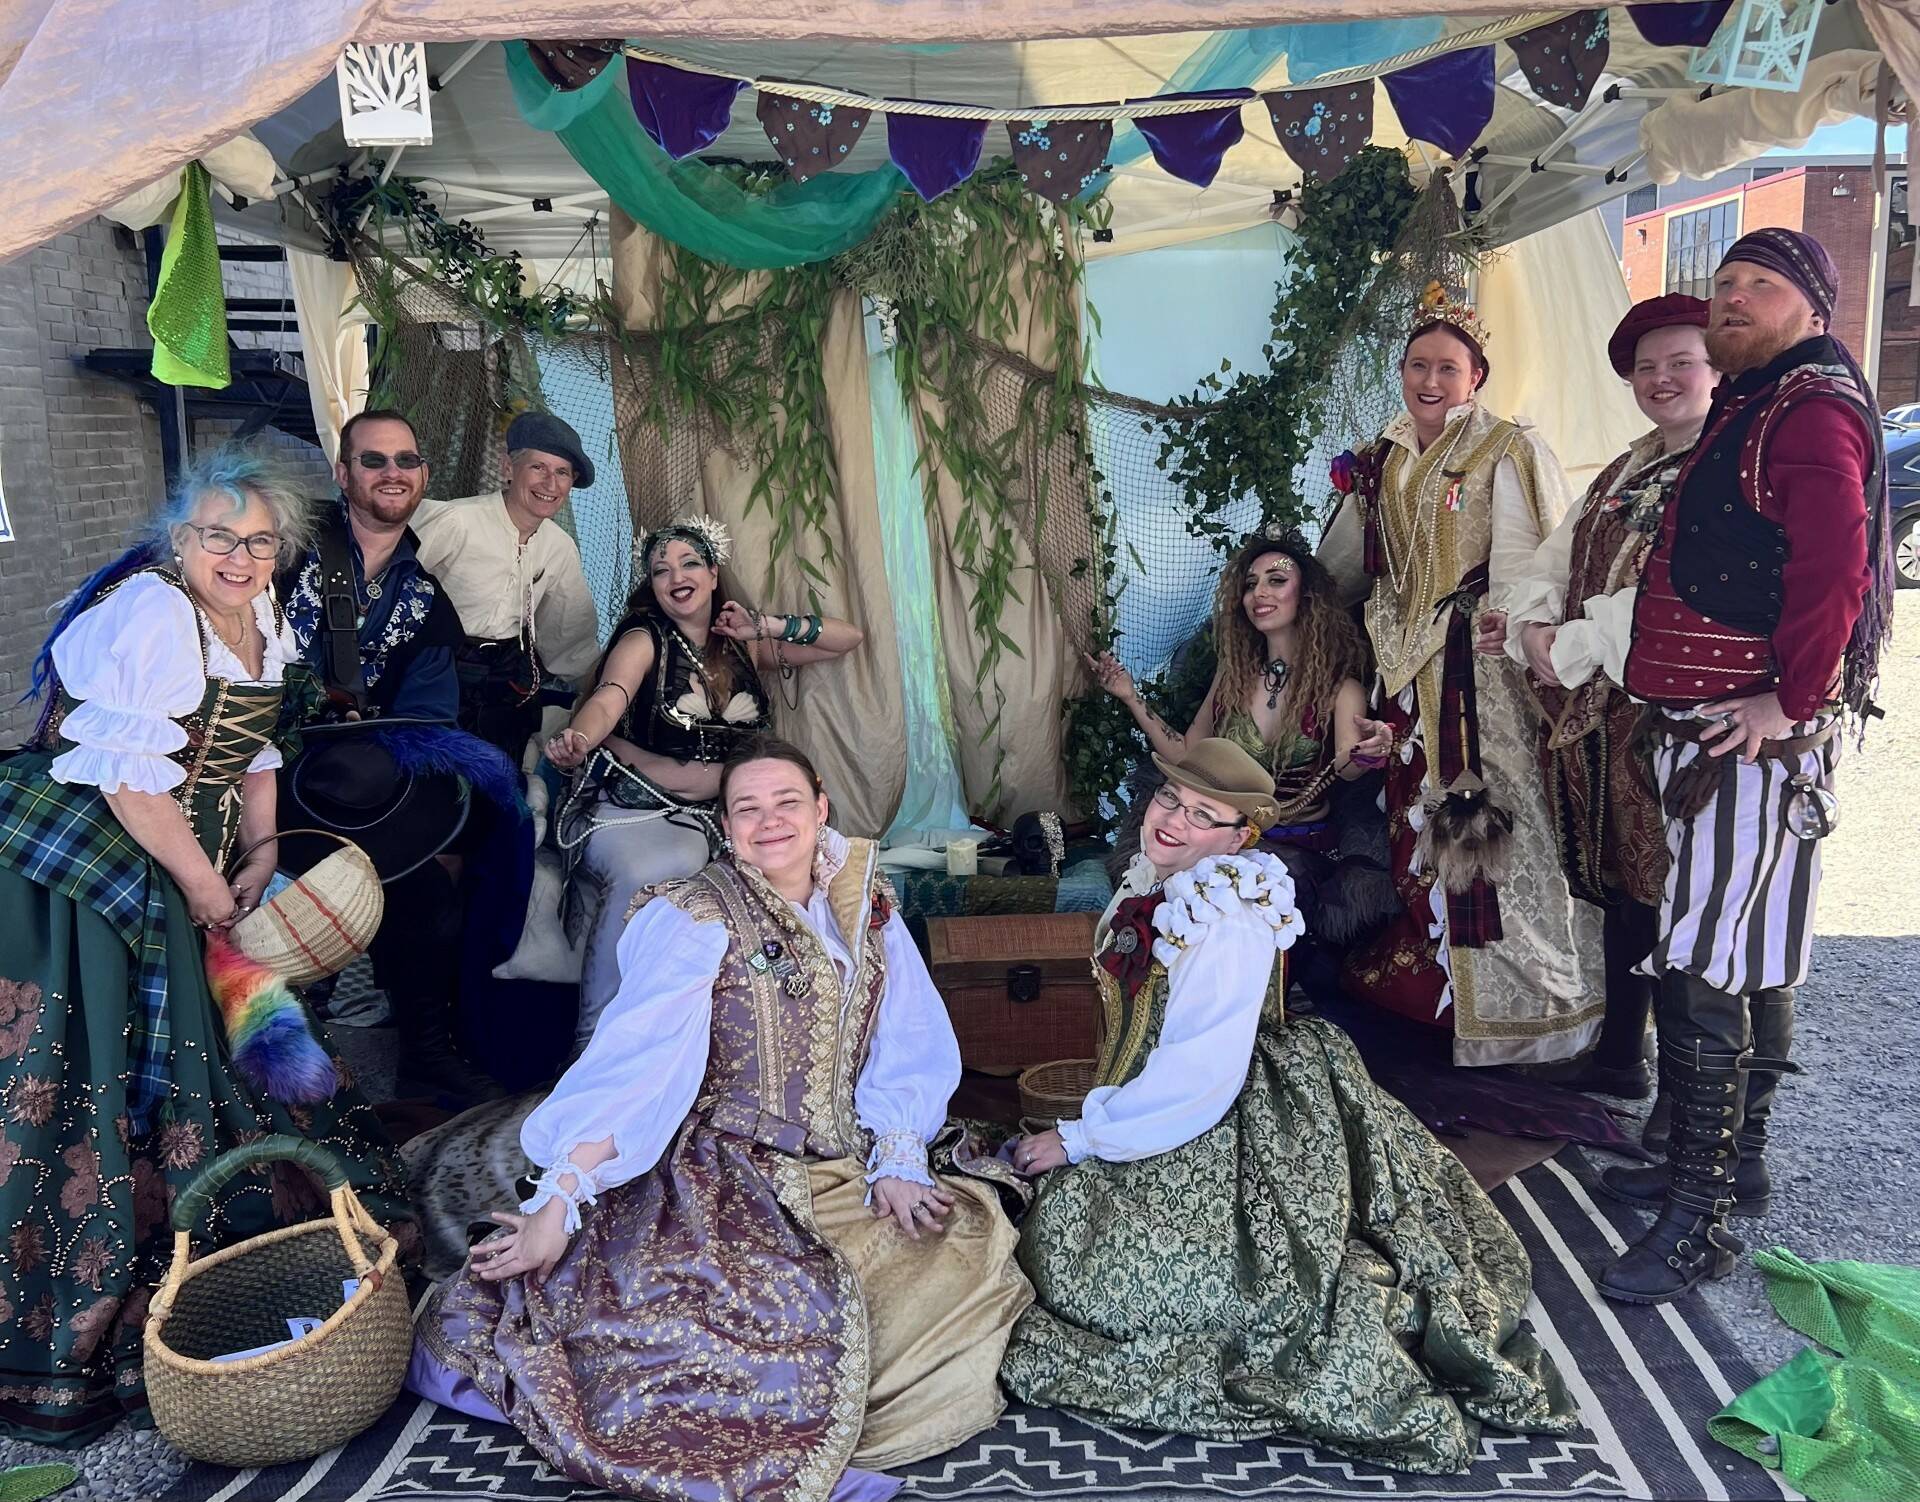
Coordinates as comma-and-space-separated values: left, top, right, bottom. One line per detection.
641, 513, 733, 571
1411, 280, 1491, 354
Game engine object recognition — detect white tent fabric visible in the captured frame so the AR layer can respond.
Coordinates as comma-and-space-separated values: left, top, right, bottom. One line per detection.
287, 248, 372, 461
1477, 208, 1643, 495
0, 2, 1907, 266
1640, 48, 1888, 186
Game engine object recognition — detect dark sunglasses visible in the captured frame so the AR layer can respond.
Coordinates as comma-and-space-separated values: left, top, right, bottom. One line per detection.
351, 450, 427, 472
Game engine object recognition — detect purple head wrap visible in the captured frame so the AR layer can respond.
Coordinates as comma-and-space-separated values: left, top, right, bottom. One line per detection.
1716, 227, 1838, 322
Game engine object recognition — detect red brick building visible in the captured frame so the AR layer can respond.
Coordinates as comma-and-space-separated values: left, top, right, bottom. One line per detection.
1620, 163, 1919, 405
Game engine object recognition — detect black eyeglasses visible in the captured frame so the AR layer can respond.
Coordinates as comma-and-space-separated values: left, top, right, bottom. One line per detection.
1150, 783, 1246, 832
186, 524, 280, 560
351, 450, 427, 471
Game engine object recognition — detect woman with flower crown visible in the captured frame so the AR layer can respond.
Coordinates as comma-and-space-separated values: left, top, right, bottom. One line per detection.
545, 515, 863, 1049
1317, 288, 1603, 1066
997, 738, 1576, 1470
413, 737, 1031, 1502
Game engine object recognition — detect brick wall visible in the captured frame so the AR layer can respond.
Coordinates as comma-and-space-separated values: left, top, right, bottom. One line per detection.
0, 219, 167, 744
1798, 167, 1876, 357
0, 220, 332, 745
1743, 170, 1805, 236
1622, 213, 1666, 298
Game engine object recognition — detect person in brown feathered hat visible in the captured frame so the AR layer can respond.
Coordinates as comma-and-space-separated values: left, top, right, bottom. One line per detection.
1484, 293, 1714, 1112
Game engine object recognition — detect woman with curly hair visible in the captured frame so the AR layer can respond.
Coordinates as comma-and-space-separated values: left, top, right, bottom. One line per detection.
1085, 532, 1394, 953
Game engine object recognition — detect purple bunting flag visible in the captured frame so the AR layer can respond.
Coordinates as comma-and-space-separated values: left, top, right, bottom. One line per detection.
1509, 12, 1611, 112
1381, 46, 1494, 159
887, 111, 989, 201
525, 40, 623, 92
1627, 2, 1733, 48
1129, 90, 1252, 188
1264, 82, 1374, 183
1006, 118, 1113, 204
626, 57, 746, 160
757, 92, 872, 183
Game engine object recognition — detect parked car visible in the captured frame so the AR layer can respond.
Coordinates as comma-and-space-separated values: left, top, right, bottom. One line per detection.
1885, 401, 1920, 432
1888, 425, 1920, 589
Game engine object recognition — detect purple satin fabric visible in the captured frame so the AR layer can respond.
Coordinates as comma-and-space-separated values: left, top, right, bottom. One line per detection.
1127, 90, 1251, 188
886, 111, 988, 200
1380, 47, 1495, 158
1626, 1, 1732, 47
626, 57, 746, 159
406, 1338, 904, 1501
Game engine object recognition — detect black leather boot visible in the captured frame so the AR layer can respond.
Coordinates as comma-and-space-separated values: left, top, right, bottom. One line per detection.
1640, 1090, 1671, 1155
1606, 988, 1798, 1217
397, 999, 509, 1107
1732, 987, 1798, 1218
1598, 1038, 1748, 1303
1599, 971, 1750, 1305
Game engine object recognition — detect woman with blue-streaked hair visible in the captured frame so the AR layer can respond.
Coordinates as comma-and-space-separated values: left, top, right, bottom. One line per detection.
0, 444, 410, 1447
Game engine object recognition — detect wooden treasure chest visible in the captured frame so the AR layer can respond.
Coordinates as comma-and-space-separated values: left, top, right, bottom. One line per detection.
926, 912, 1100, 1073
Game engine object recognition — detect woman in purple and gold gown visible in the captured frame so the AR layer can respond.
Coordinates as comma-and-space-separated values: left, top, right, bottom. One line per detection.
412, 737, 1031, 1501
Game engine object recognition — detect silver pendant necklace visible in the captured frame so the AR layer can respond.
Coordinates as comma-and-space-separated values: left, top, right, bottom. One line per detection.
1263, 657, 1290, 710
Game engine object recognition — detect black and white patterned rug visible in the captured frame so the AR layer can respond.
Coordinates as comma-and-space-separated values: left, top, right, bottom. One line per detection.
160, 1150, 1793, 1502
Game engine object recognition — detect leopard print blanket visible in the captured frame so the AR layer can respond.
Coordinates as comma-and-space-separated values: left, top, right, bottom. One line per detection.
399, 1090, 543, 1280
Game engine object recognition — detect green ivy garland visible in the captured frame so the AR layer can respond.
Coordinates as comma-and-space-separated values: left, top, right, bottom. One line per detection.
327, 173, 582, 337
1061, 148, 1432, 822
338, 160, 1109, 817
1154, 146, 1421, 545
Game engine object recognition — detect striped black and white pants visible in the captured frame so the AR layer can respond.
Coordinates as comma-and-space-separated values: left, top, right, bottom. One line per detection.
1636, 710, 1839, 996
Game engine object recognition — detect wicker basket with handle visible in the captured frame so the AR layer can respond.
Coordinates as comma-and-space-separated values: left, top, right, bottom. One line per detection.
226, 829, 383, 986
143, 1136, 412, 1468
1017, 1057, 1099, 1127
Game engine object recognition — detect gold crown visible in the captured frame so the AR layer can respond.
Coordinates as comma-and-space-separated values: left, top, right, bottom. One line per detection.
1411, 280, 1491, 351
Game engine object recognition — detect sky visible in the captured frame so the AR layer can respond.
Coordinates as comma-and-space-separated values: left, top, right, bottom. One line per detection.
1767, 119, 1907, 157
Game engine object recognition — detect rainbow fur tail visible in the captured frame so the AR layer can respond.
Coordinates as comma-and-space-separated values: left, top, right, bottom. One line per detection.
204, 934, 338, 1104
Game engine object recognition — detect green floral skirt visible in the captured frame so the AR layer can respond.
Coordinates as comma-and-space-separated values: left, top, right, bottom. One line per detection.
0, 775, 415, 1447
1000, 1017, 1577, 1473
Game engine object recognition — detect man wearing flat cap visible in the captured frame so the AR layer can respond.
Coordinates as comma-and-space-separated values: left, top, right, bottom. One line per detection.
1595, 227, 1894, 1306
414, 410, 604, 761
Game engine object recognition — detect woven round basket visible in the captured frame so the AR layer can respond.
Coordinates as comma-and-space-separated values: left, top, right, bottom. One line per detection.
1017, 1058, 1098, 1126
144, 1137, 412, 1469
227, 830, 384, 987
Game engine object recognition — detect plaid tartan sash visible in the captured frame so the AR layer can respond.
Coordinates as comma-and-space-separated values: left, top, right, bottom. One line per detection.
1431, 563, 1503, 948
0, 765, 174, 1129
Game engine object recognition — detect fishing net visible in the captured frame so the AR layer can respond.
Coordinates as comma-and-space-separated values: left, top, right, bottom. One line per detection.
349, 242, 1409, 679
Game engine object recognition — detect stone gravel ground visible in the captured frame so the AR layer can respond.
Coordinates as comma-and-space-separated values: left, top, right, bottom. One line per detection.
8, 598, 1919, 1501
1597, 589, 1920, 1376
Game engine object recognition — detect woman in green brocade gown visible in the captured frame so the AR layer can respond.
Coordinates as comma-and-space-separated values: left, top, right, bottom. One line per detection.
0, 449, 411, 1447
999, 739, 1577, 1474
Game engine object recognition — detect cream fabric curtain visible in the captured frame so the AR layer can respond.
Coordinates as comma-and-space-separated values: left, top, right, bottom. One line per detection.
608, 212, 907, 837
1478, 209, 1644, 495
288, 249, 372, 462
908, 268, 1084, 824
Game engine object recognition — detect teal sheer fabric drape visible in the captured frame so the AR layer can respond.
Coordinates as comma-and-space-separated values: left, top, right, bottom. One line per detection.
867, 331, 980, 843
504, 42, 906, 270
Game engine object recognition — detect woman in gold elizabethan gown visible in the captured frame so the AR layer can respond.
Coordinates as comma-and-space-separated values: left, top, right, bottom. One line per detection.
999, 738, 1578, 1473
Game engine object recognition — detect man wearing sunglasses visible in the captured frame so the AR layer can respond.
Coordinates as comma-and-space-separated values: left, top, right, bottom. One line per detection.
412, 410, 603, 762
277, 407, 506, 1107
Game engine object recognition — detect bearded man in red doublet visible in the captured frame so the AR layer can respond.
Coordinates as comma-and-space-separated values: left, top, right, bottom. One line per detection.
1597, 228, 1893, 1305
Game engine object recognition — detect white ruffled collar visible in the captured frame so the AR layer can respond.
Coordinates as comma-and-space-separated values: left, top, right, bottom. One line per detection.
1149, 850, 1302, 969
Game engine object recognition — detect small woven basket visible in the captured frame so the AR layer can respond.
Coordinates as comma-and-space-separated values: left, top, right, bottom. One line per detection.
227, 830, 384, 986
1017, 1058, 1098, 1127
144, 1137, 412, 1469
